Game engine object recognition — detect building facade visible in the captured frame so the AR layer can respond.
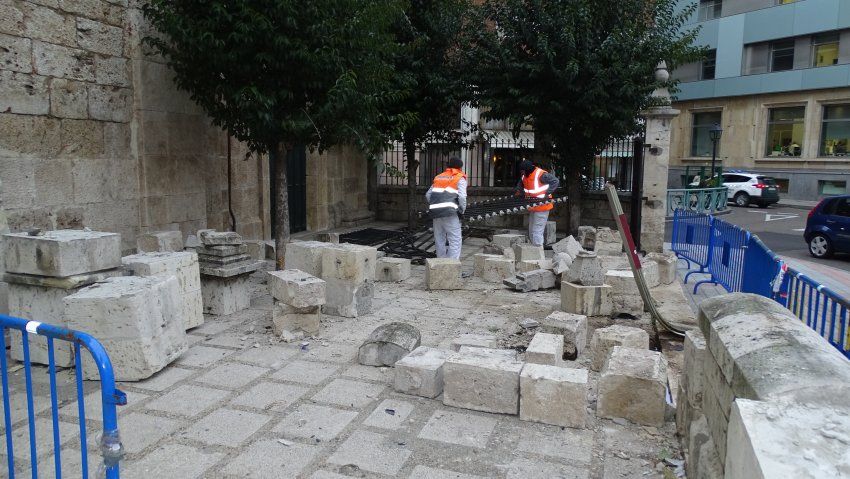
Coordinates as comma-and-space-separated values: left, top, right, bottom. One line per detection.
670, 0, 850, 200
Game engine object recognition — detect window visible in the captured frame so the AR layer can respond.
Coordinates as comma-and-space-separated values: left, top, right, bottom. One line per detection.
691, 112, 722, 157
698, 0, 722, 21
818, 180, 847, 195
820, 105, 850, 156
770, 40, 795, 72
834, 197, 850, 217
812, 33, 840, 68
766, 107, 805, 157
701, 50, 716, 80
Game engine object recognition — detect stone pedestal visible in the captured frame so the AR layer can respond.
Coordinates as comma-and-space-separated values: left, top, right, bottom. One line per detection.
565, 251, 603, 286
122, 252, 204, 330
197, 232, 262, 316
202, 275, 251, 315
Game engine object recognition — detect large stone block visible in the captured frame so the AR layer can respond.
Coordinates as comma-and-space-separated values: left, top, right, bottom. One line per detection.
481, 257, 515, 283
376, 257, 411, 282
473, 253, 502, 278
590, 324, 649, 371
683, 329, 707, 409
8, 283, 75, 367
322, 278, 373, 318
564, 251, 603, 286
491, 233, 526, 249
272, 303, 320, 336
321, 243, 378, 284
64, 276, 188, 381
520, 364, 587, 428
597, 346, 668, 427
688, 415, 723, 479
443, 349, 524, 414
425, 258, 461, 290
512, 244, 544, 262
645, 251, 677, 285
267, 269, 326, 307
4, 230, 121, 277
394, 346, 451, 398
283, 241, 329, 276
517, 259, 553, 273
137, 231, 184, 253
201, 274, 251, 315
551, 252, 573, 275
540, 311, 587, 357
122, 252, 203, 330
199, 230, 242, 246
605, 270, 645, 315
560, 282, 612, 317
505, 269, 557, 292
450, 333, 498, 351
358, 322, 421, 367
525, 332, 563, 366
552, 235, 583, 258
594, 227, 623, 255
457, 346, 517, 360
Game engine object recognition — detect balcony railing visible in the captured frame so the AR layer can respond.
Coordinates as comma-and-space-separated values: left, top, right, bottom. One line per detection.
666, 187, 729, 217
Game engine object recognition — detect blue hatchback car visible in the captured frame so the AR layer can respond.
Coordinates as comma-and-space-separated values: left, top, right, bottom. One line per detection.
805, 195, 850, 258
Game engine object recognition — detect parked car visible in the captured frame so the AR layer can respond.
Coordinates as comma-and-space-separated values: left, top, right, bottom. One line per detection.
804, 195, 850, 258
720, 172, 780, 208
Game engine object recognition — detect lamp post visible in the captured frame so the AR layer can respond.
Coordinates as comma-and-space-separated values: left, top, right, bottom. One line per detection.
709, 123, 723, 185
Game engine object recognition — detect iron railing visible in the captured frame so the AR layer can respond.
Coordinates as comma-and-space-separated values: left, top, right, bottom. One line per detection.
666, 187, 729, 216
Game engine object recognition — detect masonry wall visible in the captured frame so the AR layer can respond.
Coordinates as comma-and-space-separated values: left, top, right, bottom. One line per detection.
307, 145, 372, 232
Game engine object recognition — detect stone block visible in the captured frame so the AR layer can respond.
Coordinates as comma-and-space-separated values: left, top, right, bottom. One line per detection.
590, 324, 649, 371
458, 346, 517, 361
491, 233, 526, 249
540, 311, 587, 357
605, 270, 644, 315
525, 332, 563, 365
322, 278, 373, 318
565, 251, 603, 286
4, 230, 121, 278
137, 231, 184, 253
645, 251, 677, 285
199, 259, 262, 277
272, 303, 320, 336
122, 252, 204, 330
201, 275, 251, 315
197, 253, 252, 266
321, 243, 378, 283
577, 226, 596, 250
517, 259, 553, 273
443, 349, 524, 414
473, 253, 502, 278
688, 415, 723, 479
375, 257, 411, 282
481, 257, 515, 283
199, 230, 242, 246
640, 259, 660, 288
8, 283, 75, 367
450, 333, 498, 351
544, 221, 557, 245
505, 269, 557, 292
560, 282, 612, 317
267, 269, 326, 307
358, 322, 421, 367
551, 252, 573, 275
597, 347, 668, 427
520, 364, 587, 428
513, 244, 544, 262
594, 227, 623, 255
425, 258, 461, 290
64, 276, 188, 381
394, 346, 451, 398
245, 241, 265, 261
552, 235, 583, 258
196, 244, 248, 257
683, 329, 707, 409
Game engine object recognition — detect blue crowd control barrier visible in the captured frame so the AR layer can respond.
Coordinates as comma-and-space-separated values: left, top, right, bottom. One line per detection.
693, 219, 750, 294
778, 270, 850, 359
670, 209, 713, 283
1, 314, 126, 479
741, 235, 783, 297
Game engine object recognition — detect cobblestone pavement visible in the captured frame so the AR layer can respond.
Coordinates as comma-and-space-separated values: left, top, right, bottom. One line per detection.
3, 238, 686, 479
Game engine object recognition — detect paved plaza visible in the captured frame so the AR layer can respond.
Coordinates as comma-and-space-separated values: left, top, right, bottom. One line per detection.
2, 238, 689, 479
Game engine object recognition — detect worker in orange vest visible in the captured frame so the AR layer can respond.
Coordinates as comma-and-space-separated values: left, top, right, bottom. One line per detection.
425, 157, 467, 259
517, 160, 559, 246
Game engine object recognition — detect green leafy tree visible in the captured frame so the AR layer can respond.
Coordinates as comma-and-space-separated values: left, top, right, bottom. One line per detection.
143, 0, 403, 268
469, 0, 702, 232
382, 0, 478, 228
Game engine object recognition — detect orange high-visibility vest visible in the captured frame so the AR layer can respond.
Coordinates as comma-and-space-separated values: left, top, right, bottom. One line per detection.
522, 167, 553, 212
429, 168, 466, 218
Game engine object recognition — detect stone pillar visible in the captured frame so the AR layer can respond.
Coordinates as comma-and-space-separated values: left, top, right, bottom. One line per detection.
640, 62, 680, 253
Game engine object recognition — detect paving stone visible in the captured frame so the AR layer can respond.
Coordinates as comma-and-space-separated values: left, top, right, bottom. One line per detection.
540, 311, 587, 357
267, 269, 326, 307
274, 404, 358, 441
120, 412, 184, 454
418, 410, 498, 449
343, 364, 393, 383
443, 349, 523, 414
5, 417, 78, 462
271, 360, 340, 385
516, 426, 594, 464
376, 257, 411, 282
520, 364, 588, 428
590, 325, 650, 371
327, 430, 412, 475
394, 346, 451, 398
506, 457, 589, 479
409, 465, 488, 479
180, 408, 271, 447
221, 440, 321, 477
311, 378, 385, 408
191, 319, 237, 336
58, 390, 149, 422
597, 347, 668, 427
525, 332, 564, 366
299, 340, 362, 364
311, 472, 353, 479
235, 345, 299, 367
230, 381, 309, 411
176, 345, 234, 368
144, 384, 229, 417
426, 258, 462, 290
130, 366, 196, 392
362, 398, 415, 430
122, 443, 223, 479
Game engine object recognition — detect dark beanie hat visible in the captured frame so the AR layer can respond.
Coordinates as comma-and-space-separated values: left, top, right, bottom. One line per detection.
519, 160, 535, 173
447, 157, 463, 169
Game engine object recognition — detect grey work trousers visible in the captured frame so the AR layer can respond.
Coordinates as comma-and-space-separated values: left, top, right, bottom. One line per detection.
433, 215, 462, 260
528, 211, 550, 246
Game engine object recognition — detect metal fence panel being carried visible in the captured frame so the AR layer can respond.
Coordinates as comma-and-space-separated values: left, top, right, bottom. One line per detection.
1, 314, 126, 478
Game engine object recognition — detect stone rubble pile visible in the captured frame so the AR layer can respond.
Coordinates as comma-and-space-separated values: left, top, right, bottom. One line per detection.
267, 268, 325, 338
196, 231, 263, 315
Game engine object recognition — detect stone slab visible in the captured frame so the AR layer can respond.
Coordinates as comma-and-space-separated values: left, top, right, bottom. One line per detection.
443, 349, 524, 414
358, 322, 421, 367
376, 257, 411, 282
525, 332, 564, 366
327, 430, 412, 476
267, 269, 326, 307
199, 230, 242, 246
394, 346, 451, 398
457, 346, 518, 361
137, 231, 183, 253
505, 269, 557, 292
197, 253, 252, 266
560, 282, 612, 317
450, 333, 499, 351
196, 244, 248, 257
425, 258, 462, 290
590, 324, 649, 371
4, 230, 121, 278
199, 259, 262, 278
597, 347, 668, 427
417, 410, 498, 449
520, 363, 588, 428
201, 274, 251, 315
541, 311, 587, 357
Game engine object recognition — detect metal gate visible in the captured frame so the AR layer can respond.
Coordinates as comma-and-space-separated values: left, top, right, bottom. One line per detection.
2, 315, 126, 478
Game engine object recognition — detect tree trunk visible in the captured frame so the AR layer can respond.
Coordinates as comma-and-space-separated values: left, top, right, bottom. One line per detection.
567, 171, 582, 235
405, 140, 418, 230
272, 141, 290, 270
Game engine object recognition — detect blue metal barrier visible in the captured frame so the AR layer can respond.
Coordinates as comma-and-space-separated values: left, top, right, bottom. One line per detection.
741, 235, 782, 297
693, 219, 750, 294
778, 270, 850, 359
670, 209, 713, 283
1, 315, 126, 478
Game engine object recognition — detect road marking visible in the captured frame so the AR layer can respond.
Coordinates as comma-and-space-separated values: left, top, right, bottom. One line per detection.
793, 228, 805, 232
747, 210, 799, 222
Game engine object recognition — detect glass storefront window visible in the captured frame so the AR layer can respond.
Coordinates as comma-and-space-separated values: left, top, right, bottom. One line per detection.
691, 111, 722, 157
766, 106, 805, 157
812, 33, 840, 68
820, 105, 850, 157
771, 40, 795, 72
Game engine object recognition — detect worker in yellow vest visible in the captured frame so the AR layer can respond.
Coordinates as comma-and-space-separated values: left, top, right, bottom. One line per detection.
425, 157, 467, 259
517, 160, 559, 246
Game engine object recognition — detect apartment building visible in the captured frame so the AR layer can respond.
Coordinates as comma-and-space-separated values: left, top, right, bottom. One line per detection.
670, 0, 850, 200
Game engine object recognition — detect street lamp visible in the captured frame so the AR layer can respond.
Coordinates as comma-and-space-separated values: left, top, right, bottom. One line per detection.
709, 123, 723, 185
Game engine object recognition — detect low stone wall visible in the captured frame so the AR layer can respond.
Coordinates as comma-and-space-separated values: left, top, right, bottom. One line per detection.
678, 293, 850, 478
